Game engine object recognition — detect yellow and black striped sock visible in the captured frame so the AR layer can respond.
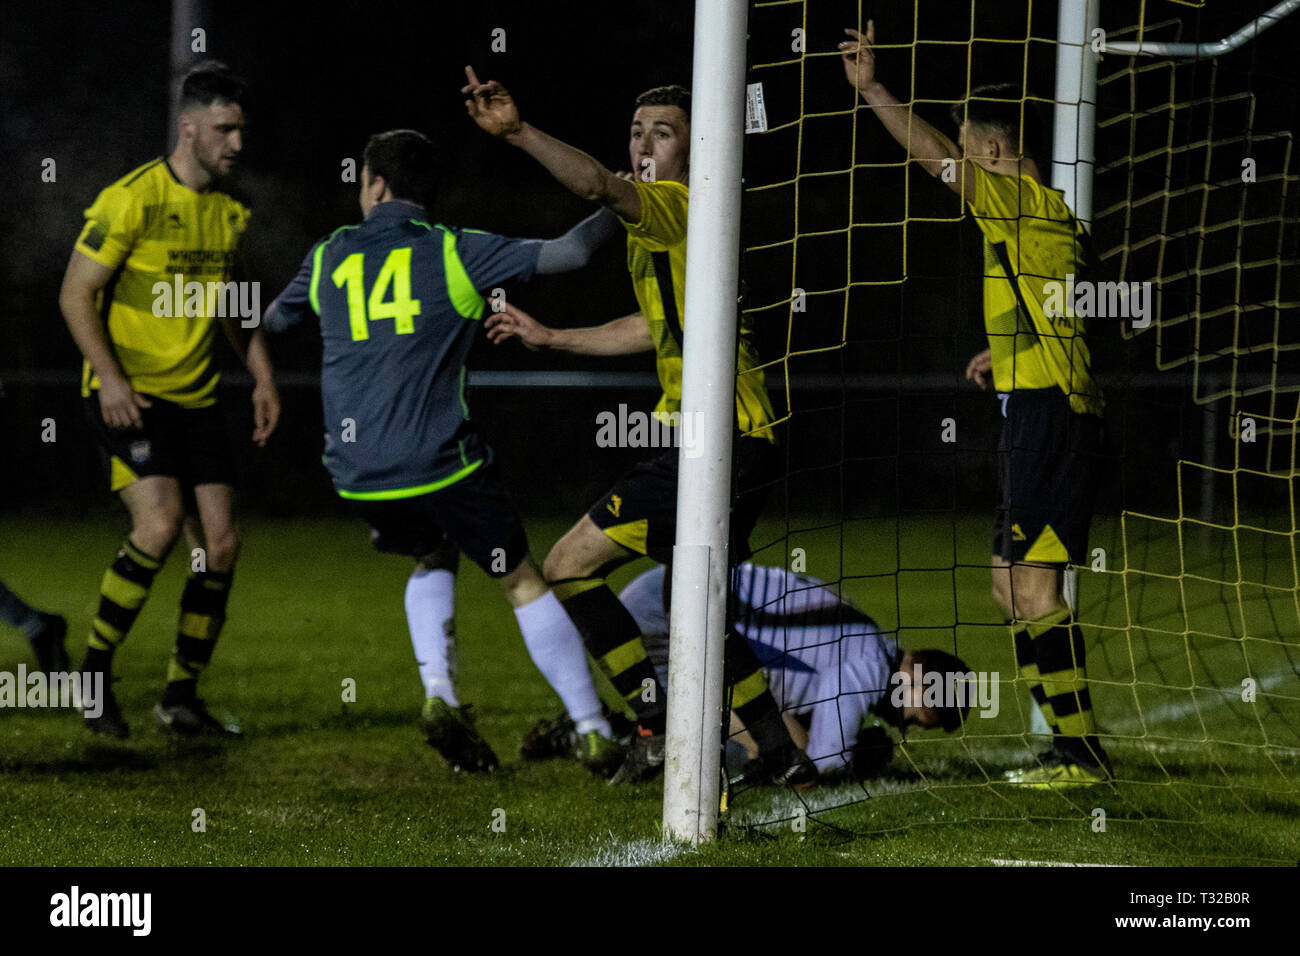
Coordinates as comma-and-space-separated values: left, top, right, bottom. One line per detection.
83, 539, 164, 678
1012, 619, 1057, 734
724, 630, 794, 756
552, 577, 666, 733
162, 569, 233, 706
1029, 607, 1107, 766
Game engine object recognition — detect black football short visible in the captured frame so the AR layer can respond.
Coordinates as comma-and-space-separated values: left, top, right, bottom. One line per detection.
351, 462, 529, 578
993, 387, 1103, 567
587, 434, 780, 564
84, 391, 237, 492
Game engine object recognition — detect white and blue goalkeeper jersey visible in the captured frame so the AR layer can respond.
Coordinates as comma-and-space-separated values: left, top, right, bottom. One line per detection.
619, 563, 899, 773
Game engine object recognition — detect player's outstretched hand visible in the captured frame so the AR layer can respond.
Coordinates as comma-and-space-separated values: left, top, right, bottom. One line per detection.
251, 378, 280, 446
485, 302, 554, 351
965, 348, 993, 390
98, 373, 152, 430
839, 23, 878, 92
462, 66, 522, 138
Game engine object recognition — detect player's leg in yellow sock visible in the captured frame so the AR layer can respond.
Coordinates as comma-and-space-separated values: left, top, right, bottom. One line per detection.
163, 569, 233, 706
552, 577, 666, 733
725, 629, 796, 758
1029, 606, 1107, 768
83, 539, 164, 679
1013, 618, 1057, 736
161, 485, 241, 720
545, 514, 667, 732
995, 557, 1057, 745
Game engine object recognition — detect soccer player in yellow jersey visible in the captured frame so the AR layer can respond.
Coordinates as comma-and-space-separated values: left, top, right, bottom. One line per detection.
841, 24, 1109, 786
58, 62, 280, 739
464, 70, 813, 786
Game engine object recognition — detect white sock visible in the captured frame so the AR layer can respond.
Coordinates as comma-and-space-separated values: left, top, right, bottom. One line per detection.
405, 568, 457, 706
514, 590, 609, 737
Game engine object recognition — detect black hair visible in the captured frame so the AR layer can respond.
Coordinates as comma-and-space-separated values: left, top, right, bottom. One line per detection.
908, 648, 975, 732
179, 61, 248, 111
950, 82, 1046, 161
635, 85, 691, 118
362, 129, 438, 207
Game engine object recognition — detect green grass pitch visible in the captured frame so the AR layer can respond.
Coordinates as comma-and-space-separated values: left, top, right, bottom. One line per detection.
1, 512, 1296, 866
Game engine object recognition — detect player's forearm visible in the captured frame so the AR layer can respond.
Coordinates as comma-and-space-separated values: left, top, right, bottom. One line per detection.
535, 208, 622, 276
549, 313, 653, 356
242, 328, 275, 385
219, 320, 275, 385
858, 81, 958, 179
59, 291, 126, 385
506, 123, 637, 218
507, 122, 610, 200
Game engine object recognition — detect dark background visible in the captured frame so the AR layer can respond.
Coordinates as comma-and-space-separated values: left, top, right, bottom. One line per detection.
1, 0, 1296, 525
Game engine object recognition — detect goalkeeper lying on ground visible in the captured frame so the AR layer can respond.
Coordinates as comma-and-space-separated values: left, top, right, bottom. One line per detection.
527, 562, 973, 782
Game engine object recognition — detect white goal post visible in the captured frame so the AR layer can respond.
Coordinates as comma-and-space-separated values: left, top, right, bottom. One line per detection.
663, 0, 749, 845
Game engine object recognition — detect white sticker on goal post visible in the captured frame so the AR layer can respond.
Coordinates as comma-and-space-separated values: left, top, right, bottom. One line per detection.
745, 82, 768, 134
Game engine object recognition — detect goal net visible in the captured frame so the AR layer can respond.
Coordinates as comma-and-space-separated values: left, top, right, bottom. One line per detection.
719, 0, 1299, 863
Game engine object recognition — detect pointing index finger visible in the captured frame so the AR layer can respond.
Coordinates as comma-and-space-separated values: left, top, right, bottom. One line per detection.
464, 65, 480, 88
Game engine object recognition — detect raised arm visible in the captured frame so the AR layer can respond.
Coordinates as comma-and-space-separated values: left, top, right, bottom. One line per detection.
462, 66, 642, 223
534, 208, 624, 276
485, 302, 652, 356
840, 23, 972, 204
59, 250, 151, 429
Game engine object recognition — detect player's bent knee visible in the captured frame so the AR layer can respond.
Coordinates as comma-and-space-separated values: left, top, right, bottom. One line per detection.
542, 519, 627, 584
501, 557, 547, 608
991, 581, 1013, 616
990, 574, 1013, 619
1010, 569, 1065, 622
1016, 593, 1064, 623
204, 527, 241, 571
134, 511, 184, 555
541, 544, 581, 585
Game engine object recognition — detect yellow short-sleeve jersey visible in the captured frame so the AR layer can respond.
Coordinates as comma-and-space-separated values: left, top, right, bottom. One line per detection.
969, 164, 1103, 417
75, 158, 251, 408
621, 179, 776, 442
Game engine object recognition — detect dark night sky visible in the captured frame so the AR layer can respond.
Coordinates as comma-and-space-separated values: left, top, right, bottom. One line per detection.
3, 0, 1295, 371
1, 1, 1296, 514
2, 1, 701, 374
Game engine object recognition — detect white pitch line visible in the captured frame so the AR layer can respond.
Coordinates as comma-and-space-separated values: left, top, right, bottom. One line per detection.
1111, 738, 1300, 757
568, 837, 690, 868
1108, 666, 1297, 731
991, 858, 1131, 867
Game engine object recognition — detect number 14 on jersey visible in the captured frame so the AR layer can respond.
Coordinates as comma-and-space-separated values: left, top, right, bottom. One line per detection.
332, 246, 422, 341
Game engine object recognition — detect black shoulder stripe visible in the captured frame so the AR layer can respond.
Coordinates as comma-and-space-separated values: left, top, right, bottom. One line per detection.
991, 240, 1043, 343
650, 251, 684, 350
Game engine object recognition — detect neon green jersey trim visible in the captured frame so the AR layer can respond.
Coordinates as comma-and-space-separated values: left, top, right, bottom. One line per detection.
309, 224, 361, 316
336, 458, 484, 500
438, 226, 485, 320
